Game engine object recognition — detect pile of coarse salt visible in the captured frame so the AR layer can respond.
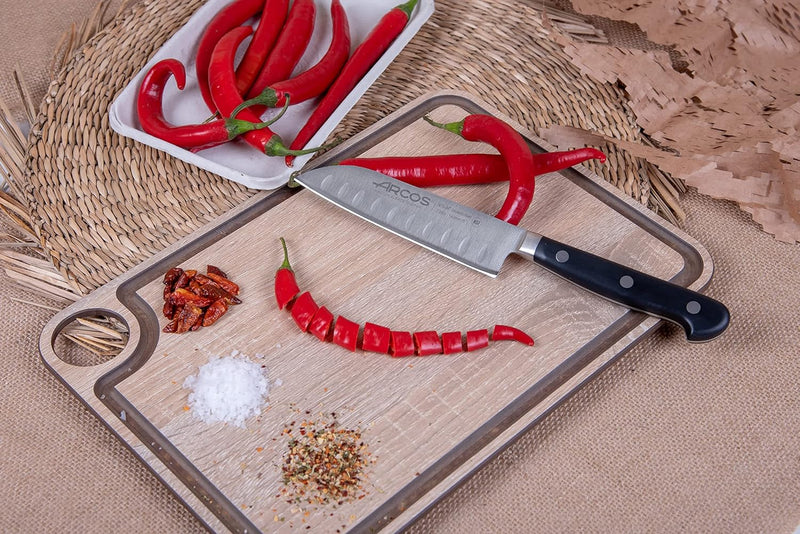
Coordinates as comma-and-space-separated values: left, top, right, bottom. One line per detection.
183, 351, 269, 428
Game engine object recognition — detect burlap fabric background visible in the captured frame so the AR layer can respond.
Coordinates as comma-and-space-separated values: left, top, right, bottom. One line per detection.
1, 1, 800, 533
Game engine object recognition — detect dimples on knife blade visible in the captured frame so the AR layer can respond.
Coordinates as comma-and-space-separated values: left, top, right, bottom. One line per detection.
299, 167, 527, 276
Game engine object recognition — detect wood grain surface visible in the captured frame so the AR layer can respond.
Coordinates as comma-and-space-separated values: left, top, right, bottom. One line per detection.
39, 93, 712, 533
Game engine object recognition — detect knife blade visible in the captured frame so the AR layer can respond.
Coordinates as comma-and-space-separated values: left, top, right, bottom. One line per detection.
294, 165, 730, 342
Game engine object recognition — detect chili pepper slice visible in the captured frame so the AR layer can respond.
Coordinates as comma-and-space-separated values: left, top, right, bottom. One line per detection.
413, 330, 442, 356
332, 315, 359, 351
285, 0, 419, 166
291, 291, 318, 332
491, 324, 535, 346
361, 322, 391, 354
232, 0, 351, 118
389, 331, 415, 357
337, 148, 606, 187
423, 114, 536, 225
209, 26, 327, 158
246, 0, 316, 99
275, 237, 301, 309
195, 0, 264, 112
308, 306, 334, 342
235, 0, 289, 95
137, 58, 280, 152
466, 329, 489, 351
441, 331, 464, 354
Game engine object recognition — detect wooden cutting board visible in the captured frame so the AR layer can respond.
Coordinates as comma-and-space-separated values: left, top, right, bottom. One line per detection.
40, 91, 714, 533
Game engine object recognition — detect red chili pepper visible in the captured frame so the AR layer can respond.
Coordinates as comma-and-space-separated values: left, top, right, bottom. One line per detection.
275, 237, 300, 309
423, 114, 536, 225
362, 322, 391, 354
291, 291, 318, 331
246, 0, 317, 99
136, 58, 277, 152
441, 331, 464, 354
466, 329, 490, 351
338, 148, 606, 187
235, 0, 289, 95
232, 0, 351, 118
209, 26, 327, 157
332, 315, 359, 351
195, 0, 263, 112
492, 324, 535, 346
413, 330, 442, 356
285, 0, 419, 166
389, 331, 415, 357
308, 306, 334, 341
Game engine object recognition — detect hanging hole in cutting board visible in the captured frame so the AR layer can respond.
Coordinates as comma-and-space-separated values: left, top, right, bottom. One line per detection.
52, 310, 129, 366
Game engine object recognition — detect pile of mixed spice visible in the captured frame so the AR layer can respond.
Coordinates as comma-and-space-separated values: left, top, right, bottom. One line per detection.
279, 413, 372, 506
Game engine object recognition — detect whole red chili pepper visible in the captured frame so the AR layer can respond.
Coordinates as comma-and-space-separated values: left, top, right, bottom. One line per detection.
285, 0, 419, 167
337, 148, 606, 187
195, 0, 263, 112
275, 237, 300, 309
423, 114, 538, 225
235, 0, 289, 95
232, 0, 351, 118
246, 0, 316, 99
209, 26, 325, 157
137, 58, 279, 151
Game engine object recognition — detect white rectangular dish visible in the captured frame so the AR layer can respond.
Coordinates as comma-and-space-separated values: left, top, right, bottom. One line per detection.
109, 0, 434, 190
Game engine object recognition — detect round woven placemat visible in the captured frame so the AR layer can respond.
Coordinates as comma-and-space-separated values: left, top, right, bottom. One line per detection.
22, 0, 669, 295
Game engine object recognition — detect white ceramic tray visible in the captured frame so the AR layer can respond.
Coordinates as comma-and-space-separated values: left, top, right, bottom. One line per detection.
109, 0, 434, 190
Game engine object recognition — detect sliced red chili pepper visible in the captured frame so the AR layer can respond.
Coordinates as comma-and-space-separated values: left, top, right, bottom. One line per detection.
137, 58, 280, 152
491, 324, 535, 346
209, 26, 327, 158
286, 0, 419, 166
441, 331, 464, 354
361, 322, 391, 354
275, 237, 301, 309
308, 306, 334, 342
413, 330, 442, 356
233, 0, 351, 118
389, 331, 415, 357
332, 315, 359, 352
246, 0, 316, 99
338, 148, 606, 187
235, 0, 289, 95
202, 299, 229, 327
466, 329, 489, 351
423, 114, 536, 225
195, 0, 263, 112
290, 291, 318, 332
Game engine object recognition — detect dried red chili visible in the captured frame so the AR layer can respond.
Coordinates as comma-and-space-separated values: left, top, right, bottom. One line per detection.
195, 0, 263, 112
337, 148, 607, 187
235, 0, 289, 95
162, 265, 240, 333
136, 59, 278, 152
274, 239, 535, 355
423, 114, 537, 225
208, 26, 326, 158
246, 0, 316, 99
285, 0, 419, 166
232, 0, 351, 117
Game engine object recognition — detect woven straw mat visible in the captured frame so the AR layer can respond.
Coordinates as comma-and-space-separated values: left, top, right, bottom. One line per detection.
23, 0, 665, 295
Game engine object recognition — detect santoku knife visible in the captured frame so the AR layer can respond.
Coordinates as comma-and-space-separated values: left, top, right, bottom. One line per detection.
294, 166, 730, 342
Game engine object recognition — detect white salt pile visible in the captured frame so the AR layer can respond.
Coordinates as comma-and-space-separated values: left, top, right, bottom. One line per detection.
183, 351, 269, 428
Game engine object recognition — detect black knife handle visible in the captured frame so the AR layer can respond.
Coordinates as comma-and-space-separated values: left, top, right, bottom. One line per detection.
531, 236, 730, 342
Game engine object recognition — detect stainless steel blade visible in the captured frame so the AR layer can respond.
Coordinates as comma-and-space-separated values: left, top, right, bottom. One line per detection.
295, 166, 529, 276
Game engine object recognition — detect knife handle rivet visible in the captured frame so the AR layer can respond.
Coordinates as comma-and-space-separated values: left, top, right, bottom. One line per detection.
555, 250, 570, 263
619, 275, 634, 289
686, 300, 702, 315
